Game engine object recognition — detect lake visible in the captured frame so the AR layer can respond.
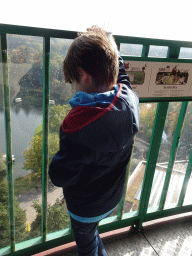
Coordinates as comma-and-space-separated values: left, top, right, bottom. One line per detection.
0, 107, 43, 179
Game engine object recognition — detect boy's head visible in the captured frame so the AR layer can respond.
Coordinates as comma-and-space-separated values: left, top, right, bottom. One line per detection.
63, 26, 119, 93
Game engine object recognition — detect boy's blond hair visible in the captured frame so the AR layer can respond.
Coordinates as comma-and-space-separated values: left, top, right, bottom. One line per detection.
63, 26, 119, 89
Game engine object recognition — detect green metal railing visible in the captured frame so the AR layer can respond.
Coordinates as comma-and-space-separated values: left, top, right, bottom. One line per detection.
0, 23, 192, 256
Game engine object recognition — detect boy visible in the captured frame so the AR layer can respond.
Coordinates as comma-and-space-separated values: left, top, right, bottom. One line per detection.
49, 26, 139, 256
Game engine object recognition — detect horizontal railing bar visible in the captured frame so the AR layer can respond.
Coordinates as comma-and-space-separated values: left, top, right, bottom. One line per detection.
0, 23, 77, 39
2, 203, 192, 256
1, 23, 192, 48
144, 204, 192, 223
115, 34, 192, 48
139, 97, 192, 103
121, 55, 192, 63
0, 216, 139, 256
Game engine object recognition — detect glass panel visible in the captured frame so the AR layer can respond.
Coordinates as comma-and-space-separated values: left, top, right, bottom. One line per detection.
148, 45, 168, 58
0, 36, 11, 248
122, 103, 158, 215
179, 47, 192, 59
6, 34, 44, 243
172, 101, 192, 207
47, 38, 74, 234
183, 173, 192, 206
120, 43, 143, 57
147, 102, 182, 212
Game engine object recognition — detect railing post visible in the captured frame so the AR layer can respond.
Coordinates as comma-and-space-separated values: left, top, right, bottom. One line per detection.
41, 36, 50, 242
167, 46, 180, 59
137, 102, 169, 230
141, 44, 150, 57
1, 34, 15, 252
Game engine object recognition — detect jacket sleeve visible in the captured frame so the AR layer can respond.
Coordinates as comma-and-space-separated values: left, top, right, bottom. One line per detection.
117, 55, 132, 90
49, 128, 95, 188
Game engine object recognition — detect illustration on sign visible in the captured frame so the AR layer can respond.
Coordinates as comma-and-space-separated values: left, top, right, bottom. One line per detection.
123, 61, 151, 97
123, 60, 192, 98
156, 65, 189, 85
123, 62, 146, 85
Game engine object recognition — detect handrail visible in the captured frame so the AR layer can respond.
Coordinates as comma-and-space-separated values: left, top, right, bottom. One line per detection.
0, 23, 192, 256
1, 23, 192, 48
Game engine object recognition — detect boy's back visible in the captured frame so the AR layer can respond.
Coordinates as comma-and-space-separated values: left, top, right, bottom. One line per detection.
49, 26, 139, 255
49, 58, 139, 218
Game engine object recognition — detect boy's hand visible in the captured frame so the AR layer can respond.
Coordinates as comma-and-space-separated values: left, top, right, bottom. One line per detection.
87, 25, 112, 37
87, 25, 101, 32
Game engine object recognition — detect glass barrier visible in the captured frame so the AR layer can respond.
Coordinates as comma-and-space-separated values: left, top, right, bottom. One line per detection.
167, 101, 192, 207
148, 45, 168, 58
46, 38, 74, 234
0, 35, 11, 248
179, 47, 192, 59
147, 102, 182, 212
119, 103, 157, 215
120, 43, 143, 57
5, 34, 44, 243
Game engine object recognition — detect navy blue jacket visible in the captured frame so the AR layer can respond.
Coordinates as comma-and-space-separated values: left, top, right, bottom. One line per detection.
49, 56, 139, 217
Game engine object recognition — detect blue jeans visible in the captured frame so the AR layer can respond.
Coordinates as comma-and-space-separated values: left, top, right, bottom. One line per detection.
70, 217, 108, 256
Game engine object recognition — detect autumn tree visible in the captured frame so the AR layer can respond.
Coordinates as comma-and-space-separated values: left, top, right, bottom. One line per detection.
29, 199, 70, 238
0, 151, 27, 247
23, 133, 59, 179
139, 102, 192, 162
139, 103, 157, 143
49, 104, 71, 134
177, 102, 192, 159
23, 104, 71, 178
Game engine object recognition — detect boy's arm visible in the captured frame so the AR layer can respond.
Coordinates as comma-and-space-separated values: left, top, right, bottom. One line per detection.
49, 130, 95, 188
117, 55, 132, 90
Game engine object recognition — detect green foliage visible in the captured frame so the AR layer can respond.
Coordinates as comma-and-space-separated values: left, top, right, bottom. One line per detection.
177, 102, 192, 159
165, 102, 181, 140
14, 201, 28, 243
0, 203, 9, 247
139, 103, 157, 143
0, 200, 27, 247
35, 124, 43, 135
49, 104, 71, 134
23, 104, 71, 177
23, 133, 59, 178
30, 199, 69, 238
139, 102, 192, 161
8, 35, 71, 85
0, 150, 27, 247
0, 178, 8, 204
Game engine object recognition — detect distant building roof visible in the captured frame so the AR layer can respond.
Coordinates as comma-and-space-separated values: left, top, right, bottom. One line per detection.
126, 160, 190, 211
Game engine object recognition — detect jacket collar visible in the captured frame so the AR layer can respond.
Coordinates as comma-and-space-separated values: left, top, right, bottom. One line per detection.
68, 85, 119, 108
